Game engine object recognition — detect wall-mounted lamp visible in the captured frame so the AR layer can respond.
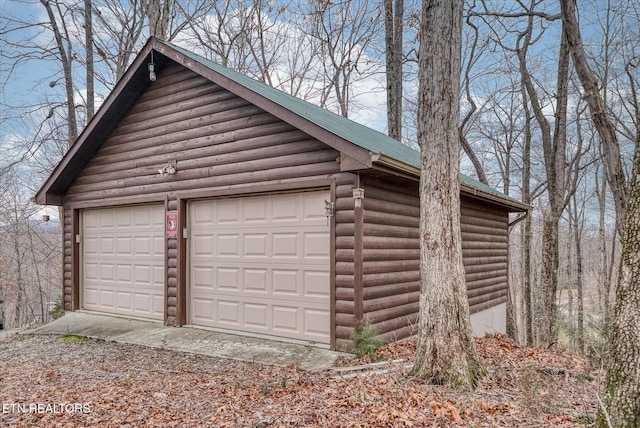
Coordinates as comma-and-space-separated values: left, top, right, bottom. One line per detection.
352, 188, 364, 208
324, 199, 335, 227
324, 199, 335, 217
148, 51, 156, 82
159, 160, 177, 176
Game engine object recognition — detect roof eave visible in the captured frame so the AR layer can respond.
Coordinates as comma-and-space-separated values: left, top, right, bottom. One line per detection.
371, 153, 531, 213
34, 38, 159, 206
370, 153, 420, 176
459, 181, 531, 212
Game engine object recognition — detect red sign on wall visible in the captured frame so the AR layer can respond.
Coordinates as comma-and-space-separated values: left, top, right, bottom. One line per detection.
166, 211, 178, 239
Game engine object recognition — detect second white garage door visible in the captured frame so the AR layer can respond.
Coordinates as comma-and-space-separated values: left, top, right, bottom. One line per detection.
189, 191, 331, 344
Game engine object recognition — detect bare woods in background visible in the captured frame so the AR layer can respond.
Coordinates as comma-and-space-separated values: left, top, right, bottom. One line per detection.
0, 174, 62, 329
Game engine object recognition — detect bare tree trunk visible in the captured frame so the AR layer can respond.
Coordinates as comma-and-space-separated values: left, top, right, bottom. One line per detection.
572, 196, 585, 355
597, 152, 640, 427
561, 0, 626, 227
459, 16, 488, 185
538, 204, 560, 345
39, 0, 78, 146
146, 0, 170, 39
521, 76, 534, 346
84, 0, 94, 121
565, 216, 574, 323
384, 0, 403, 141
595, 167, 609, 315
409, 0, 483, 391
518, 14, 570, 347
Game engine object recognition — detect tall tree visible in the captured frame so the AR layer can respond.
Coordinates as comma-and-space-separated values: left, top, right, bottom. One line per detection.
384, 0, 403, 141
39, 0, 78, 147
409, 0, 483, 390
520, 77, 534, 345
84, 0, 95, 121
513, 2, 572, 347
560, 0, 640, 425
145, 0, 171, 39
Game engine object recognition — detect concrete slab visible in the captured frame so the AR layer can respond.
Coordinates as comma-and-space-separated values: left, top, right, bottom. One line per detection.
25, 312, 351, 371
0, 328, 24, 342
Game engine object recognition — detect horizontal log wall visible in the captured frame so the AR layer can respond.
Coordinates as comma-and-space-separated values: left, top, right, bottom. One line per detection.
460, 197, 509, 313
334, 175, 358, 350
356, 178, 511, 344
63, 63, 347, 331
361, 177, 420, 343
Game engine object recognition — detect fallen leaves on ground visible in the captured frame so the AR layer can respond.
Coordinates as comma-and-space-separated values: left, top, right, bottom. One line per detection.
0, 334, 602, 427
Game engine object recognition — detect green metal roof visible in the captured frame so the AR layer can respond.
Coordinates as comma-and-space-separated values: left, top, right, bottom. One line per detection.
163, 40, 528, 212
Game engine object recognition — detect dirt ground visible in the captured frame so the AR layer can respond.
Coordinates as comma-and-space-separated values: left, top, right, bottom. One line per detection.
0, 333, 602, 427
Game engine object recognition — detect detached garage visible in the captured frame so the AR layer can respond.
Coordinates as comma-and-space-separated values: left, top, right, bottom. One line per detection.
36, 37, 528, 350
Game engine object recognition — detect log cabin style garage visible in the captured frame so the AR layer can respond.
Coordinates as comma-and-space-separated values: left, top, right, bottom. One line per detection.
36, 37, 529, 350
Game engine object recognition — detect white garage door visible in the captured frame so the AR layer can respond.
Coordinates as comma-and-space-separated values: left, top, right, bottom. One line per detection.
82, 204, 165, 320
189, 191, 331, 344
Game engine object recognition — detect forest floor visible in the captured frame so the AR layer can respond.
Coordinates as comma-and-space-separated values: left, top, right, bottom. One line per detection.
1, 333, 603, 427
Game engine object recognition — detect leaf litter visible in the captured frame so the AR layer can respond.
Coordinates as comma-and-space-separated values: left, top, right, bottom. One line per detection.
0, 334, 602, 427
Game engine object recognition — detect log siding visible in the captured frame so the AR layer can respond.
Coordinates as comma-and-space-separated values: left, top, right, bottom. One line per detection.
334, 175, 358, 350
62, 63, 351, 343
461, 199, 509, 313
361, 177, 420, 343
357, 177, 510, 344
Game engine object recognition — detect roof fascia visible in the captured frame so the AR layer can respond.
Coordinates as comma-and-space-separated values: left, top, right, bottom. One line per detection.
371, 153, 530, 213
35, 39, 157, 205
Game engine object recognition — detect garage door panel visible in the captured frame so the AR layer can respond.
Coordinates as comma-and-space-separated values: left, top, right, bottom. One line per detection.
245, 303, 268, 328
100, 264, 115, 281
133, 264, 152, 283
84, 237, 99, 255
116, 264, 132, 282
218, 234, 240, 257
244, 197, 268, 223
304, 232, 330, 259
98, 211, 114, 228
218, 301, 241, 325
304, 309, 330, 337
273, 270, 299, 295
217, 200, 241, 223
244, 268, 268, 292
116, 209, 131, 227
273, 306, 298, 333
192, 298, 214, 321
193, 267, 214, 289
82, 204, 164, 320
302, 192, 329, 221
83, 288, 99, 306
193, 234, 215, 256
304, 271, 330, 297
272, 194, 299, 221
218, 267, 240, 290
272, 233, 299, 258
99, 290, 114, 307
116, 291, 132, 310
116, 237, 132, 255
189, 191, 330, 343
244, 234, 268, 257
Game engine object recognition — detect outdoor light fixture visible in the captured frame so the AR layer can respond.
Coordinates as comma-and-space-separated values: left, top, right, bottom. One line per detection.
148, 51, 156, 82
158, 160, 177, 176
